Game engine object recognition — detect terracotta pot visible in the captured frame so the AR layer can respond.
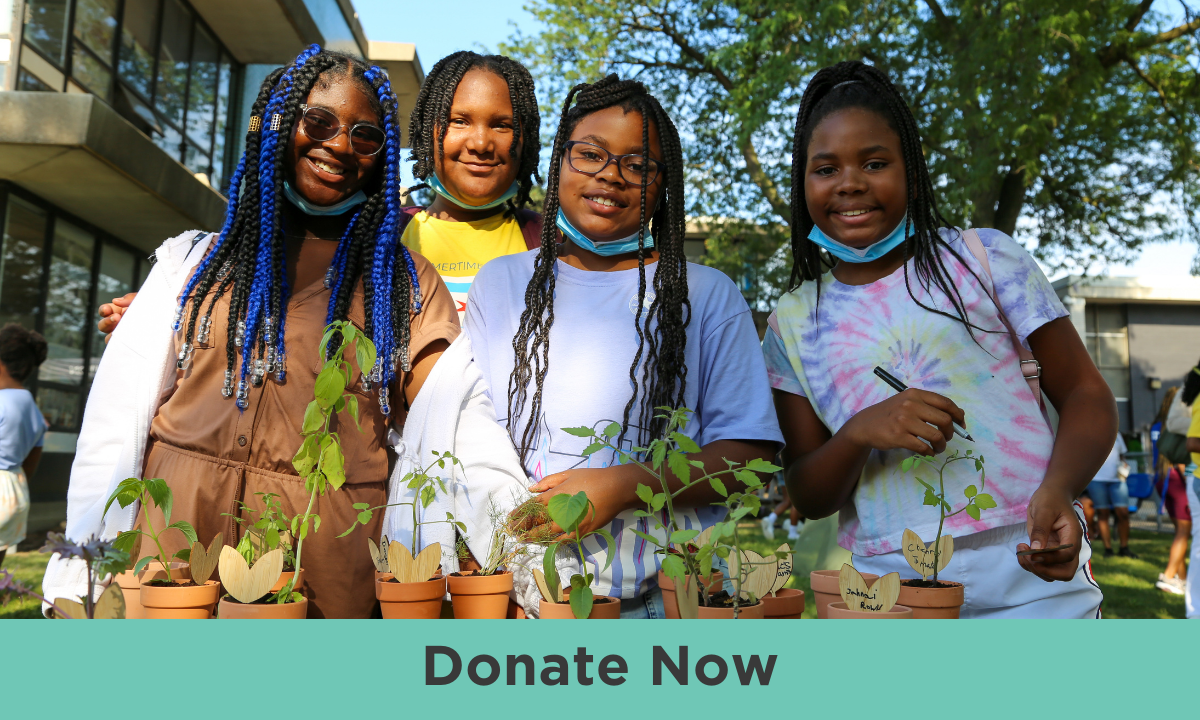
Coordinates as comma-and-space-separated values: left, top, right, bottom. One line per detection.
658, 570, 724, 619
761, 588, 805, 619
270, 568, 305, 594
696, 600, 765, 619
218, 596, 309, 619
810, 569, 878, 619
375, 574, 446, 619
447, 570, 513, 619
139, 580, 220, 619
538, 596, 621, 619
826, 601, 913, 619
114, 562, 190, 620
897, 580, 964, 619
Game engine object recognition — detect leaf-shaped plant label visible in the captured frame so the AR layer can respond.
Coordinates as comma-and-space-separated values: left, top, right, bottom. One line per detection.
367, 537, 388, 573
412, 543, 442, 584
219, 545, 283, 604
730, 549, 776, 601
533, 569, 565, 604
52, 597, 87, 620
770, 543, 793, 595
387, 542, 414, 582
675, 573, 700, 619
93, 582, 126, 619
900, 529, 954, 580
187, 532, 223, 586
838, 564, 900, 613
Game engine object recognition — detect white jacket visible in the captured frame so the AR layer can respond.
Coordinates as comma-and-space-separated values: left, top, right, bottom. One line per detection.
41, 230, 210, 608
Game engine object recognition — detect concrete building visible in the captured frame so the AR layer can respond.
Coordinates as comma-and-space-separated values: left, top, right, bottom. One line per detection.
0, 0, 422, 534
1054, 275, 1200, 433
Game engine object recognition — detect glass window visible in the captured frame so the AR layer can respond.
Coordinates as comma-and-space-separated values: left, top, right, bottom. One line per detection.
212, 55, 233, 190
90, 241, 135, 374
1086, 304, 1131, 401
154, 0, 192, 127
153, 121, 182, 161
118, 0, 158, 97
42, 218, 94, 387
72, 0, 119, 64
17, 68, 55, 91
183, 140, 210, 176
23, 0, 71, 66
186, 24, 217, 148
0, 196, 48, 331
72, 45, 112, 99
38, 386, 82, 430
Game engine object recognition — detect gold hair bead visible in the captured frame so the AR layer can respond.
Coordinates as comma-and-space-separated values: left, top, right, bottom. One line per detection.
270, 114, 282, 131
247, 116, 262, 132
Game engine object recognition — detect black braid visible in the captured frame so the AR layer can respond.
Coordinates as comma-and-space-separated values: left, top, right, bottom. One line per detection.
506, 75, 690, 465
407, 50, 541, 211
788, 61, 990, 340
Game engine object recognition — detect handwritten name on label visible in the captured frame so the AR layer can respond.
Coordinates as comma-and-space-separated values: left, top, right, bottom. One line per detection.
901, 529, 953, 580
838, 564, 900, 613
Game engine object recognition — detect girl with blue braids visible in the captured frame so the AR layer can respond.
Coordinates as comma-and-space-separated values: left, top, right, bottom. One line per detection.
57, 47, 458, 619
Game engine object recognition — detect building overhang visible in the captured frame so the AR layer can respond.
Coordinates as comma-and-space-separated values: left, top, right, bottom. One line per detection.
1053, 275, 1200, 305
0, 92, 226, 252
366, 41, 424, 134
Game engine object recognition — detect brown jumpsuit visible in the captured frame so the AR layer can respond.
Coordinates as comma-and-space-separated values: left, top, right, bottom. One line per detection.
138, 248, 458, 618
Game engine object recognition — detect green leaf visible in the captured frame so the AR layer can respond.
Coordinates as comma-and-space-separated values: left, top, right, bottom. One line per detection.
651, 441, 667, 469
543, 544, 561, 597
301, 400, 324, 434
561, 426, 595, 438
547, 492, 589, 533
265, 527, 280, 549
314, 366, 345, 409
709, 476, 728, 497
669, 432, 701, 454
974, 493, 997, 510
173, 548, 191, 562
292, 435, 320, 477
966, 504, 981, 521
923, 489, 940, 506
355, 337, 377, 379
914, 477, 935, 492
744, 458, 783, 473
167, 520, 198, 545
581, 442, 606, 457
964, 484, 978, 499
635, 484, 654, 505
133, 556, 153, 574
629, 529, 663, 546
145, 478, 172, 526
668, 451, 691, 484
111, 530, 138, 554
592, 529, 617, 572
603, 422, 621, 438
661, 554, 686, 584
901, 456, 914, 472
650, 492, 666, 512
569, 584, 594, 619
321, 440, 346, 490
670, 529, 699, 545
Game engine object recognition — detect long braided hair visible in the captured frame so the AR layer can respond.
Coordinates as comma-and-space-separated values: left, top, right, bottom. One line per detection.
407, 51, 541, 210
507, 75, 690, 464
173, 46, 421, 416
788, 61, 985, 337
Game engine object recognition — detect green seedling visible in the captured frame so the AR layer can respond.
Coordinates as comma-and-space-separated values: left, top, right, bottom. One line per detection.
902, 449, 995, 582
224, 491, 295, 571
107, 478, 197, 584
538, 490, 615, 619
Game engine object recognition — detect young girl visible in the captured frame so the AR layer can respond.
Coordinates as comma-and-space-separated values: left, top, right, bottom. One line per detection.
45, 47, 458, 618
466, 75, 782, 617
0, 324, 47, 567
764, 62, 1115, 618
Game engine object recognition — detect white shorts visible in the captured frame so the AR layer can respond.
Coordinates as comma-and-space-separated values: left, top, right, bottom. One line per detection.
852, 503, 1102, 618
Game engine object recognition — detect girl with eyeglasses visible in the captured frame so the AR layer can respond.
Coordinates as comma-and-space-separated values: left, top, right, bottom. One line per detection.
465, 75, 782, 617
45, 48, 459, 618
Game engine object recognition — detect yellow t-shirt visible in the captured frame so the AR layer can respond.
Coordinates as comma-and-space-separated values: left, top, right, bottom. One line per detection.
401, 211, 527, 320
1189, 400, 1200, 466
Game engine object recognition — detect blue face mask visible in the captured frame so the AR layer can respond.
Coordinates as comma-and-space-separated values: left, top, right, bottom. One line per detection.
427, 174, 518, 210
283, 181, 367, 216
808, 215, 910, 263
556, 210, 654, 257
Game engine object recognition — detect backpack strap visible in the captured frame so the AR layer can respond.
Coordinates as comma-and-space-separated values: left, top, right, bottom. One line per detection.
515, 208, 544, 250
961, 228, 1043, 409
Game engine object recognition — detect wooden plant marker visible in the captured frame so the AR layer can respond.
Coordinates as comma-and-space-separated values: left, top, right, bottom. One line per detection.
769, 543, 793, 596
901, 528, 953, 580
187, 532, 223, 586
691, 526, 714, 549
54, 582, 126, 619
387, 541, 442, 584
219, 546, 283, 603
368, 536, 390, 573
838, 563, 900, 613
676, 573, 700, 619
730, 549, 777, 601
533, 569, 566, 603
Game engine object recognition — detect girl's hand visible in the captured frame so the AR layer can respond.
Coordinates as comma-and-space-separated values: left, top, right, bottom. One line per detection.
98, 292, 137, 342
517, 467, 635, 540
1016, 487, 1084, 582
840, 388, 965, 455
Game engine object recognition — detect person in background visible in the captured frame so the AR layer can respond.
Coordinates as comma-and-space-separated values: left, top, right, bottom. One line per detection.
761, 480, 804, 541
1153, 387, 1190, 595
0, 324, 48, 567
1085, 434, 1135, 558
1181, 362, 1200, 618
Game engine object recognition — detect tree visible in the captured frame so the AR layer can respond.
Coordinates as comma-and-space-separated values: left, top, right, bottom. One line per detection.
502, 1, 1200, 306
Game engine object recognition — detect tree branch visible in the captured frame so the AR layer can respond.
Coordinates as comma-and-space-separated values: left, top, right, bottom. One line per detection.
1125, 0, 1156, 31
1136, 18, 1200, 48
923, 0, 953, 34
740, 134, 791, 220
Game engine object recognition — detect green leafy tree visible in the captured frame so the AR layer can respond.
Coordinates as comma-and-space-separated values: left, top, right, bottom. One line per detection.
503, 0, 1200, 304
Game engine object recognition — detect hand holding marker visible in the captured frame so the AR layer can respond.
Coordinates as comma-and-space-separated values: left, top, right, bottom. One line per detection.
872, 367, 974, 443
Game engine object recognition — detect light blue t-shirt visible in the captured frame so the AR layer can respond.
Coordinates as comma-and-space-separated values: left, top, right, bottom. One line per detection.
0, 388, 46, 471
466, 251, 783, 598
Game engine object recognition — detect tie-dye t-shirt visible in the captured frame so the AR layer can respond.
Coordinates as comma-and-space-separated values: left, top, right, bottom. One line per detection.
763, 228, 1065, 556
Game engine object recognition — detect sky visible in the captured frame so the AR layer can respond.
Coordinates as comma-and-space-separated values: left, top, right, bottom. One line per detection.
352, 0, 1198, 282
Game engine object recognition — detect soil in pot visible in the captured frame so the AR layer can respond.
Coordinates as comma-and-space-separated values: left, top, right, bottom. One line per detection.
761, 588, 805, 619
114, 562, 189, 619
897, 579, 964, 619
447, 570, 513, 619
826, 601, 912, 619
538, 596, 621, 619
810, 569, 878, 619
658, 570, 724, 619
139, 580, 220, 619
218, 596, 309, 619
376, 573, 446, 619
693, 590, 765, 619
270, 568, 305, 594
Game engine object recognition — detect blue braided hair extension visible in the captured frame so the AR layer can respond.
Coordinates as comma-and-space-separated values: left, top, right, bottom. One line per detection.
325, 209, 361, 323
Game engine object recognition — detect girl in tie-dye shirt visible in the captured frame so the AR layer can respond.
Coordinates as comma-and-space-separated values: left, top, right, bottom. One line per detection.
764, 62, 1116, 617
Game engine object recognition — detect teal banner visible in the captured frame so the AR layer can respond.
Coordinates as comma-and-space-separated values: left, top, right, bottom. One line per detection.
3, 620, 1192, 718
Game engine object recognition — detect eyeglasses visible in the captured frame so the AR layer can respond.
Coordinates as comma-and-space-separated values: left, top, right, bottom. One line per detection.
298, 104, 385, 156
564, 141, 662, 186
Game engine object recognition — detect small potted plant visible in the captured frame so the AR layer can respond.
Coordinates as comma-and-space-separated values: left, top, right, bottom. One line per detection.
446, 503, 522, 619
566, 408, 782, 619
731, 543, 802, 619
897, 450, 996, 619
110, 531, 190, 619
106, 478, 219, 619
342, 450, 466, 619
225, 492, 301, 593
826, 563, 911, 618
528, 490, 620, 619
810, 567, 878, 619
3, 533, 131, 619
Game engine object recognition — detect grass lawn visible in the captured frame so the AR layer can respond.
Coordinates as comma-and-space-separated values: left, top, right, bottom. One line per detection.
1, 525, 1186, 619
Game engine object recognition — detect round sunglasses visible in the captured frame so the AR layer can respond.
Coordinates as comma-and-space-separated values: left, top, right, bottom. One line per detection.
298, 104, 385, 157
